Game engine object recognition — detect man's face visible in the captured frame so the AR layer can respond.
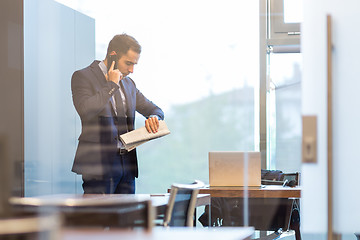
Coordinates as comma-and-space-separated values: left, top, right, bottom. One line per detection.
117, 49, 140, 77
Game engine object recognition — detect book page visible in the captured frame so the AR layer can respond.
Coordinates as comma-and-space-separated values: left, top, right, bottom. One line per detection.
120, 120, 170, 151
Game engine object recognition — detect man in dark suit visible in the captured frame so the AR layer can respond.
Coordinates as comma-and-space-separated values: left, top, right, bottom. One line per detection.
71, 34, 164, 194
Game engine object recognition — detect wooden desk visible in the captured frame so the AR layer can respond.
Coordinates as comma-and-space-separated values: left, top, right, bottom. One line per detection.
10, 194, 152, 207
10, 194, 155, 229
9, 193, 210, 225
199, 185, 301, 198
196, 185, 301, 239
10, 194, 210, 210
61, 227, 254, 240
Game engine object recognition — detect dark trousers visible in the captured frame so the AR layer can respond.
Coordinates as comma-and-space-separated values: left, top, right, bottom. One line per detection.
82, 153, 135, 194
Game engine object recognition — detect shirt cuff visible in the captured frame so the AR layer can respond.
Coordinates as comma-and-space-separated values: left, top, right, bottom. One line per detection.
149, 115, 160, 120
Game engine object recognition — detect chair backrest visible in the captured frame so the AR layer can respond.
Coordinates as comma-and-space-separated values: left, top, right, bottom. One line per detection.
163, 180, 205, 227
261, 170, 300, 187
280, 172, 300, 187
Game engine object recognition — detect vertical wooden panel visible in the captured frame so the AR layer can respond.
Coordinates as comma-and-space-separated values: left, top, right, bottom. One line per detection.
327, 14, 333, 240
0, 137, 11, 217
0, 0, 24, 197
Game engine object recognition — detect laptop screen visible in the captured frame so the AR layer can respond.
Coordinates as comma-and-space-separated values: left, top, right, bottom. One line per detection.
209, 151, 261, 187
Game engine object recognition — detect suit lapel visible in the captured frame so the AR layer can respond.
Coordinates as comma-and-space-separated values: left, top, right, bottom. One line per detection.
120, 78, 132, 116
90, 61, 117, 116
109, 96, 117, 116
90, 61, 107, 85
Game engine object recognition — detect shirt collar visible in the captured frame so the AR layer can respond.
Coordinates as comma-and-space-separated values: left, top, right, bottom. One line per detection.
98, 61, 107, 76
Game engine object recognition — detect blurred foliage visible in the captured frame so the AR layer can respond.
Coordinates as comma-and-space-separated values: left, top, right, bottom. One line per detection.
136, 86, 255, 193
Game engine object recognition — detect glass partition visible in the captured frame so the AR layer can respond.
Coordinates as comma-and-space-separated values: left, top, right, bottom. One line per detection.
25, 0, 259, 195
267, 52, 302, 172
20, 0, 313, 239
17, 0, 360, 239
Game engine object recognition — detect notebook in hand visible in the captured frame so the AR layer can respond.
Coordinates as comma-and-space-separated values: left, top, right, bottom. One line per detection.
209, 151, 261, 187
120, 120, 170, 151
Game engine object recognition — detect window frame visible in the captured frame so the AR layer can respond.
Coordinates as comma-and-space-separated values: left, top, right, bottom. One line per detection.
259, 0, 301, 169
268, 0, 301, 39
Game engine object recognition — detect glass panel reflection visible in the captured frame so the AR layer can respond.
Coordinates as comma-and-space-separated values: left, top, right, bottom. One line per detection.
283, 0, 303, 23
267, 52, 302, 173
25, 0, 260, 195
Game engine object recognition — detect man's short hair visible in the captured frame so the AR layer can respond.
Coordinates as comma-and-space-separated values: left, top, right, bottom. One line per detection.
106, 33, 141, 59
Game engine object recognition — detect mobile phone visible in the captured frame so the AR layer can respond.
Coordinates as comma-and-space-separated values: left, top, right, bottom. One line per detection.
107, 54, 118, 71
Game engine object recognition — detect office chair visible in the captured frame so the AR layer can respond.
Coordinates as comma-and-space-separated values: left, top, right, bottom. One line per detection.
163, 180, 205, 227
261, 171, 300, 187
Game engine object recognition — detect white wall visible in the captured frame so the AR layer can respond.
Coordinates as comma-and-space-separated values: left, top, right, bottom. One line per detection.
302, 0, 360, 234
330, 0, 360, 233
24, 0, 95, 196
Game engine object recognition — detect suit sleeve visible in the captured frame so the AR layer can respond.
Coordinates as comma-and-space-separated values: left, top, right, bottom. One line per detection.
135, 88, 164, 120
71, 70, 119, 121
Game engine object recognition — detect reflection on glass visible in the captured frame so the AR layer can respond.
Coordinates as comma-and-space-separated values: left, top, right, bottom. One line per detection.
25, 0, 259, 196
267, 52, 302, 173
283, 0, 303, 23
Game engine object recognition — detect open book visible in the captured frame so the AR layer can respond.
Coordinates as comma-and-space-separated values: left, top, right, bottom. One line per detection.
120, 120, 170, 151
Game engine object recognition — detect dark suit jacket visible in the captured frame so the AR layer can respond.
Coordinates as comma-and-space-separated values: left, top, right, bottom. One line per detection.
71, 61, 164, 177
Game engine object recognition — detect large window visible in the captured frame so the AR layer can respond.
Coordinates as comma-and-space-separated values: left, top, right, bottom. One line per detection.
25, 0, 260, 195
267, 51, 302, 172
263, 0, 302, 172
269, 0, 302, 38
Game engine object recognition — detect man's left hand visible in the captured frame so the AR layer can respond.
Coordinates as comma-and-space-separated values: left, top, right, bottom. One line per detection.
145, 117, 159, 133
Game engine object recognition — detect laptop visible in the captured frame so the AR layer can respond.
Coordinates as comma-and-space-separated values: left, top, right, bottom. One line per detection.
209, 151, 261, 187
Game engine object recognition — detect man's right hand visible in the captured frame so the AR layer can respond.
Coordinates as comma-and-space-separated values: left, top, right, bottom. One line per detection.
106, 60, 123, 84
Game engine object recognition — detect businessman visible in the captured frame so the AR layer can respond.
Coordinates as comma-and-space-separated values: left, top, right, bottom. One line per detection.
71, 34, 164, 194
